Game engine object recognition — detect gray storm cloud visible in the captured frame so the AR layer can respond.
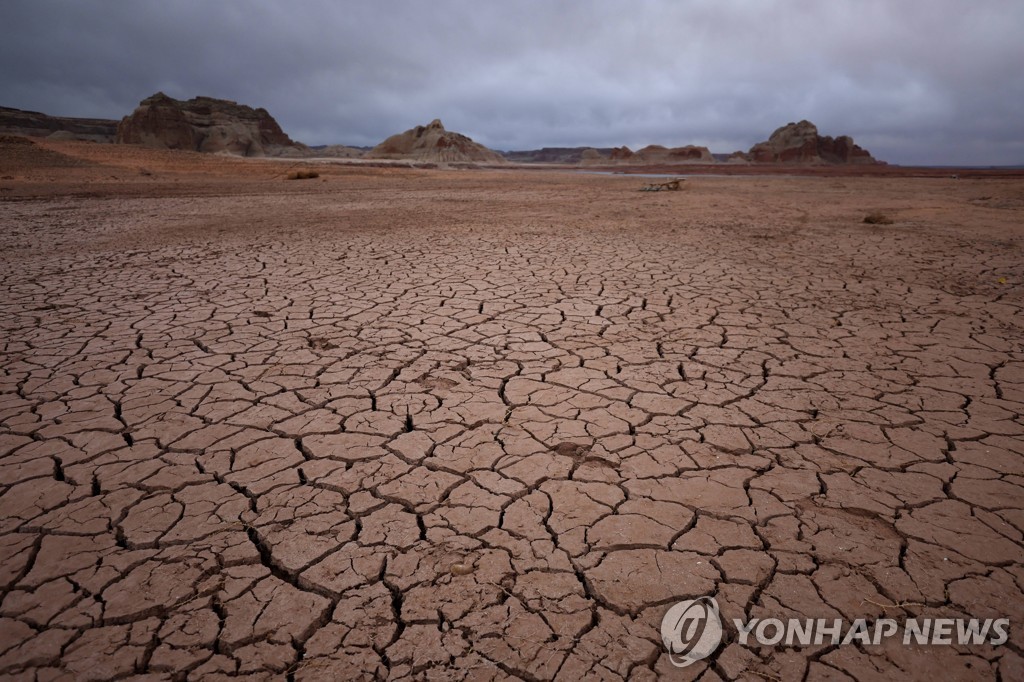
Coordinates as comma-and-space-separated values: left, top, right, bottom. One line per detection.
1, 0, 1021, 164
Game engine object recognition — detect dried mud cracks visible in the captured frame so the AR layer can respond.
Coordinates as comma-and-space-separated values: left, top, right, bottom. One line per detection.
1, 185, 1023, 680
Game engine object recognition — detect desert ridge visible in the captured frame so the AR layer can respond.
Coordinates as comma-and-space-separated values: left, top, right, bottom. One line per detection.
2, 93, 882, 166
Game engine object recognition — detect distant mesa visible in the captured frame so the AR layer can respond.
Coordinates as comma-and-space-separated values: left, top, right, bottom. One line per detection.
610, 146, 634, 161
502, 147, 615, 164
308, 144, 367, 159
745, 120, 878, 164
115, 92, 305, 157
0, 106, 117, 143
365, 119, 505, 164
595, 144, 714, 165
655, 145, 714, 163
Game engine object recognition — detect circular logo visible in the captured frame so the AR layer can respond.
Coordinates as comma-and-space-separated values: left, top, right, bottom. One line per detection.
661, 596, 723, 667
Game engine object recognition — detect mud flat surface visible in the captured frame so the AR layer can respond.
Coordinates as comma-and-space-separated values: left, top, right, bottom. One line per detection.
1, 139, 1023, 680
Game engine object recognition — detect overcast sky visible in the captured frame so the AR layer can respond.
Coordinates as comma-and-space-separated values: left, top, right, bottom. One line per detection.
1, 0, 1022, 165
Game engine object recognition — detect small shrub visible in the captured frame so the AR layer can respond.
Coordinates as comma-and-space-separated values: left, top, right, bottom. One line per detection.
287, 169, 320, 180
863, 211, 894, 225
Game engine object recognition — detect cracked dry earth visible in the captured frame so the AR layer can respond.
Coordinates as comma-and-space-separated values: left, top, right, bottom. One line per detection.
1, 161, 1023, 681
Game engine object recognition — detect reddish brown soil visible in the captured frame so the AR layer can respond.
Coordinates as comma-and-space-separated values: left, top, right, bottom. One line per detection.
1, 139, 1023, 680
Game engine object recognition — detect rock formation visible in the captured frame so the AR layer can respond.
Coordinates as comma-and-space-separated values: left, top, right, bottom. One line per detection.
0, 106, 117, 142
632, 144, 713, 164
365, 119, 504, 164
610, 146, 635, 161
598, 144, 714, 165
501, 147, 614, 164
746, 120, 878, 164
115, 93, 303, 157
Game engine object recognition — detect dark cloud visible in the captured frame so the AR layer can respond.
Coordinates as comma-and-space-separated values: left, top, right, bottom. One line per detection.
1, 0, 1021, 164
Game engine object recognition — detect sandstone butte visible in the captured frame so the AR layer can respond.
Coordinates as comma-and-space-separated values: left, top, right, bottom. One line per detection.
363, 119, 506, 164
114, 92, 305, 157
745, 119, 878, 164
